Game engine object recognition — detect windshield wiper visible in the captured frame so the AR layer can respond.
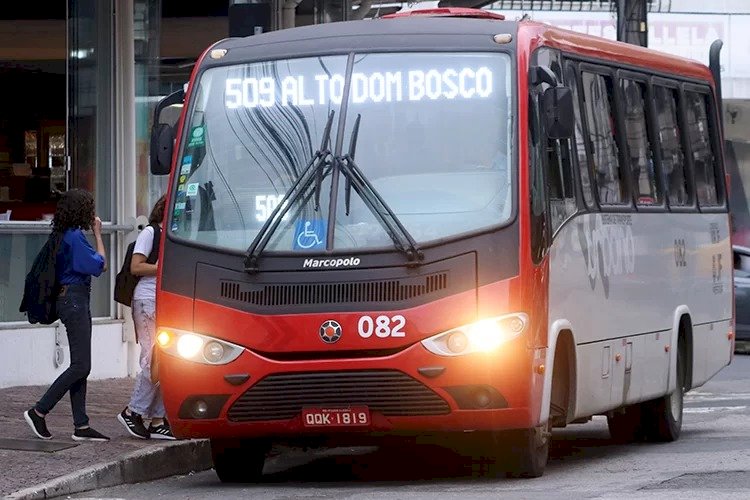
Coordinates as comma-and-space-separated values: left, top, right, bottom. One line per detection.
337, 115, 424, 266
244, 111, 335, 273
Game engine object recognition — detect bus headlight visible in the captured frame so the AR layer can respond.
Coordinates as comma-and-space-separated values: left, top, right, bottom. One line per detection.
177, 334, 203, 358
203, 341, 225, 364
157, 328, 244, 365
421, 313, 528, 356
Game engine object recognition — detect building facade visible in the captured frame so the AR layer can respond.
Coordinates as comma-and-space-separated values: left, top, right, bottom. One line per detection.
0, 0, 227, 387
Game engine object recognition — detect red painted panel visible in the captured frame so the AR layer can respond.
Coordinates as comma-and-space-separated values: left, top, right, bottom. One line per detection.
191, 283, 477, 352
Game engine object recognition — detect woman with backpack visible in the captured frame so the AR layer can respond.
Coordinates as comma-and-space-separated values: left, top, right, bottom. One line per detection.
24, 188, 110, 442
117, 195, 175, 440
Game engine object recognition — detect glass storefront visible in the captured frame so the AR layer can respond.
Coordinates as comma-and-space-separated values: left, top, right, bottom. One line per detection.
0, 0, 115, 321
135, 0, 165, 216
0, 0, 225, 324
69, 0, 116, 221
0, 233, 49, 321
0, 232, 112, 321
134, 0, 193, 216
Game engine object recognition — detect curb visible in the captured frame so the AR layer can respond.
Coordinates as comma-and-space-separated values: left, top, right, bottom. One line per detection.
6, 439, 212, 500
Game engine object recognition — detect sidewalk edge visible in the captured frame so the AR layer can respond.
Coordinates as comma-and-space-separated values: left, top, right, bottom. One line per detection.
6, 439, 212, 500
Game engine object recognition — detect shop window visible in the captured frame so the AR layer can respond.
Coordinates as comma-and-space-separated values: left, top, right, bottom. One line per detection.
621, 79, 661, 206
0, 234, 48, 321
654, 86, 690, 207
69, 0, 115, 220
0, 67, 66, 221
581, 72, 626, 205
685, 91, 721, 207
0, 232, 111, 321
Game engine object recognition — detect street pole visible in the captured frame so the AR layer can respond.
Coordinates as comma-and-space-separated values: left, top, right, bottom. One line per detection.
616, 0, 648, 47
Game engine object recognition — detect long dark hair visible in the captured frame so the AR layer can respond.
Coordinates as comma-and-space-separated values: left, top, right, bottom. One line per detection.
149, 195, 167, 225
52, 189, 95, 234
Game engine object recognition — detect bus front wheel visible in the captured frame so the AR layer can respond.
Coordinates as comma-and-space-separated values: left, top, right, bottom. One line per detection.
504, 424, 551, 478
210, 438, 269, 483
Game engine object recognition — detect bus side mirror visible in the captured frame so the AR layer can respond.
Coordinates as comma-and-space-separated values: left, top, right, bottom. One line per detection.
149, 88, 185, 176
150, 124, 175, 176
542, 86, 574, 139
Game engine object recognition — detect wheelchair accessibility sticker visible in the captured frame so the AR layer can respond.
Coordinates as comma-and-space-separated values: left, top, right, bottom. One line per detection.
293, 219, 326, 250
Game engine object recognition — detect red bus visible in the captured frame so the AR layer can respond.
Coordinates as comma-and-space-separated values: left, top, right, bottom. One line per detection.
149, 8, 734, 480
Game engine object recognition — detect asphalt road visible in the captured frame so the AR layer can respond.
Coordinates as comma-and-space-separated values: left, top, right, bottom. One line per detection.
75, 355, 750, 500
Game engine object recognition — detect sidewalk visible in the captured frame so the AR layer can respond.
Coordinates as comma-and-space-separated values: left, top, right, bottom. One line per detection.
0, 378, 211, 498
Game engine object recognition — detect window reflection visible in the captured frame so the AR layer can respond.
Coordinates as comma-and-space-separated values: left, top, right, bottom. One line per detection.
68, 0, 114, 220
621, 79, 660, 206
654, 86, 689, 206
0, 232, 111, 321
0, 63, 65, 221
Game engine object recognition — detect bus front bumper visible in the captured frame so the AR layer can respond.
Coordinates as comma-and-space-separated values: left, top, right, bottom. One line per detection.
158, 340, 545, 440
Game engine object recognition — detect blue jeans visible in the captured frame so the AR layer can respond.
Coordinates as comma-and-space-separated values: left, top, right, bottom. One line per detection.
36, 284, 92, 428
129, 299, 165, 418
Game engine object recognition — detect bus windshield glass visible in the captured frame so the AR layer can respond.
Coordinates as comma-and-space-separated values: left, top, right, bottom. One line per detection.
170, 52, 513, 253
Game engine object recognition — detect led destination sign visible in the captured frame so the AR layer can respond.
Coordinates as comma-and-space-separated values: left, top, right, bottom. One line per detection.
225, 67, 494, 108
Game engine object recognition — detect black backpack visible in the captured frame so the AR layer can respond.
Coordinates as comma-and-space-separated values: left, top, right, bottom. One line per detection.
114, 223, 161, 307
19, 233, 63, 325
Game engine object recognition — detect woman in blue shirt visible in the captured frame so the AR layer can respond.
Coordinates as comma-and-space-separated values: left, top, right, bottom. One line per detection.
24, 189, 110, 442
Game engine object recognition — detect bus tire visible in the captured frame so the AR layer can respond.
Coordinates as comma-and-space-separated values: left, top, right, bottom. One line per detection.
641, 338, 686, 442
606, 404, 642, 444
210, 438, 268, 483
504, 424, 550, 478
500, 341, 570, 478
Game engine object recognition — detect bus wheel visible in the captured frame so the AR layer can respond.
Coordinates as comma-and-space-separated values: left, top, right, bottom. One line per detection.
505, 423, 550, 478
210, 438, 269, 483
606, 404, 642, 443
641, 340, 686, 442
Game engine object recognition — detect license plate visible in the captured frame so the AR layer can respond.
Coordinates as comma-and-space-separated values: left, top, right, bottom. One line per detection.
302, 406, 370, 427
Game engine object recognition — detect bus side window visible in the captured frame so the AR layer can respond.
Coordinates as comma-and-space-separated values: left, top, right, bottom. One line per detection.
684, 90, 721, 207
529, 92, 548, 264
567, 64, 595, 209
654, 86, 690, 207
581, 72, 626, 205
621, 79, 661, 206
540, 54, 576, 233
545, 128, 576, 232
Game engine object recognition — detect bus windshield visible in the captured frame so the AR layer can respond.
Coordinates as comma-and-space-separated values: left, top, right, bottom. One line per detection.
169, 52, 514, 253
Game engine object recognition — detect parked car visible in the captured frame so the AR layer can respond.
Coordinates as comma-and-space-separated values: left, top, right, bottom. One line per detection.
733, 245, 750, 353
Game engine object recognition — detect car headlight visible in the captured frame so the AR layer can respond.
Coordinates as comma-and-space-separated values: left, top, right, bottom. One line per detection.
421, 313, 528, 356
156, 327, 244, 365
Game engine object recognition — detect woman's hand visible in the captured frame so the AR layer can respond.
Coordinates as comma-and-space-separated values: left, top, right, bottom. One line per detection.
92, 216, 102, 236
92, 216, 106, 271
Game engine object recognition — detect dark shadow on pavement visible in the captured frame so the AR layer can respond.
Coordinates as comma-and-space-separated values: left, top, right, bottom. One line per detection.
183, 425, 642, 490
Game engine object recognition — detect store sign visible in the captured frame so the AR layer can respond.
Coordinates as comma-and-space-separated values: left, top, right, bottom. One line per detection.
225, 67, 494, 108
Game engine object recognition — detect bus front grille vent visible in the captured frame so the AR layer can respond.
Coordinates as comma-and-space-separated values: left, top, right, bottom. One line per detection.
227, 370, 451, 422
220, 272, 448, 306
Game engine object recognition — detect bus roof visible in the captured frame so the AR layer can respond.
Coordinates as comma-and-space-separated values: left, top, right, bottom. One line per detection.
208, 14, 714, 85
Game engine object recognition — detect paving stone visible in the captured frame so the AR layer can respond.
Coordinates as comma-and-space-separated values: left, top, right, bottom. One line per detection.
0, 378, 181, 496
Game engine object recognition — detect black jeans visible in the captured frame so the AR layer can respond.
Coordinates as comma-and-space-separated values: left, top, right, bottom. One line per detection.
36, 284, 92, 428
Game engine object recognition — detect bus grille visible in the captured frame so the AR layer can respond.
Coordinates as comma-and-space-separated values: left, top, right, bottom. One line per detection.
227, 370, 451, 422
220, 272, 448, 307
